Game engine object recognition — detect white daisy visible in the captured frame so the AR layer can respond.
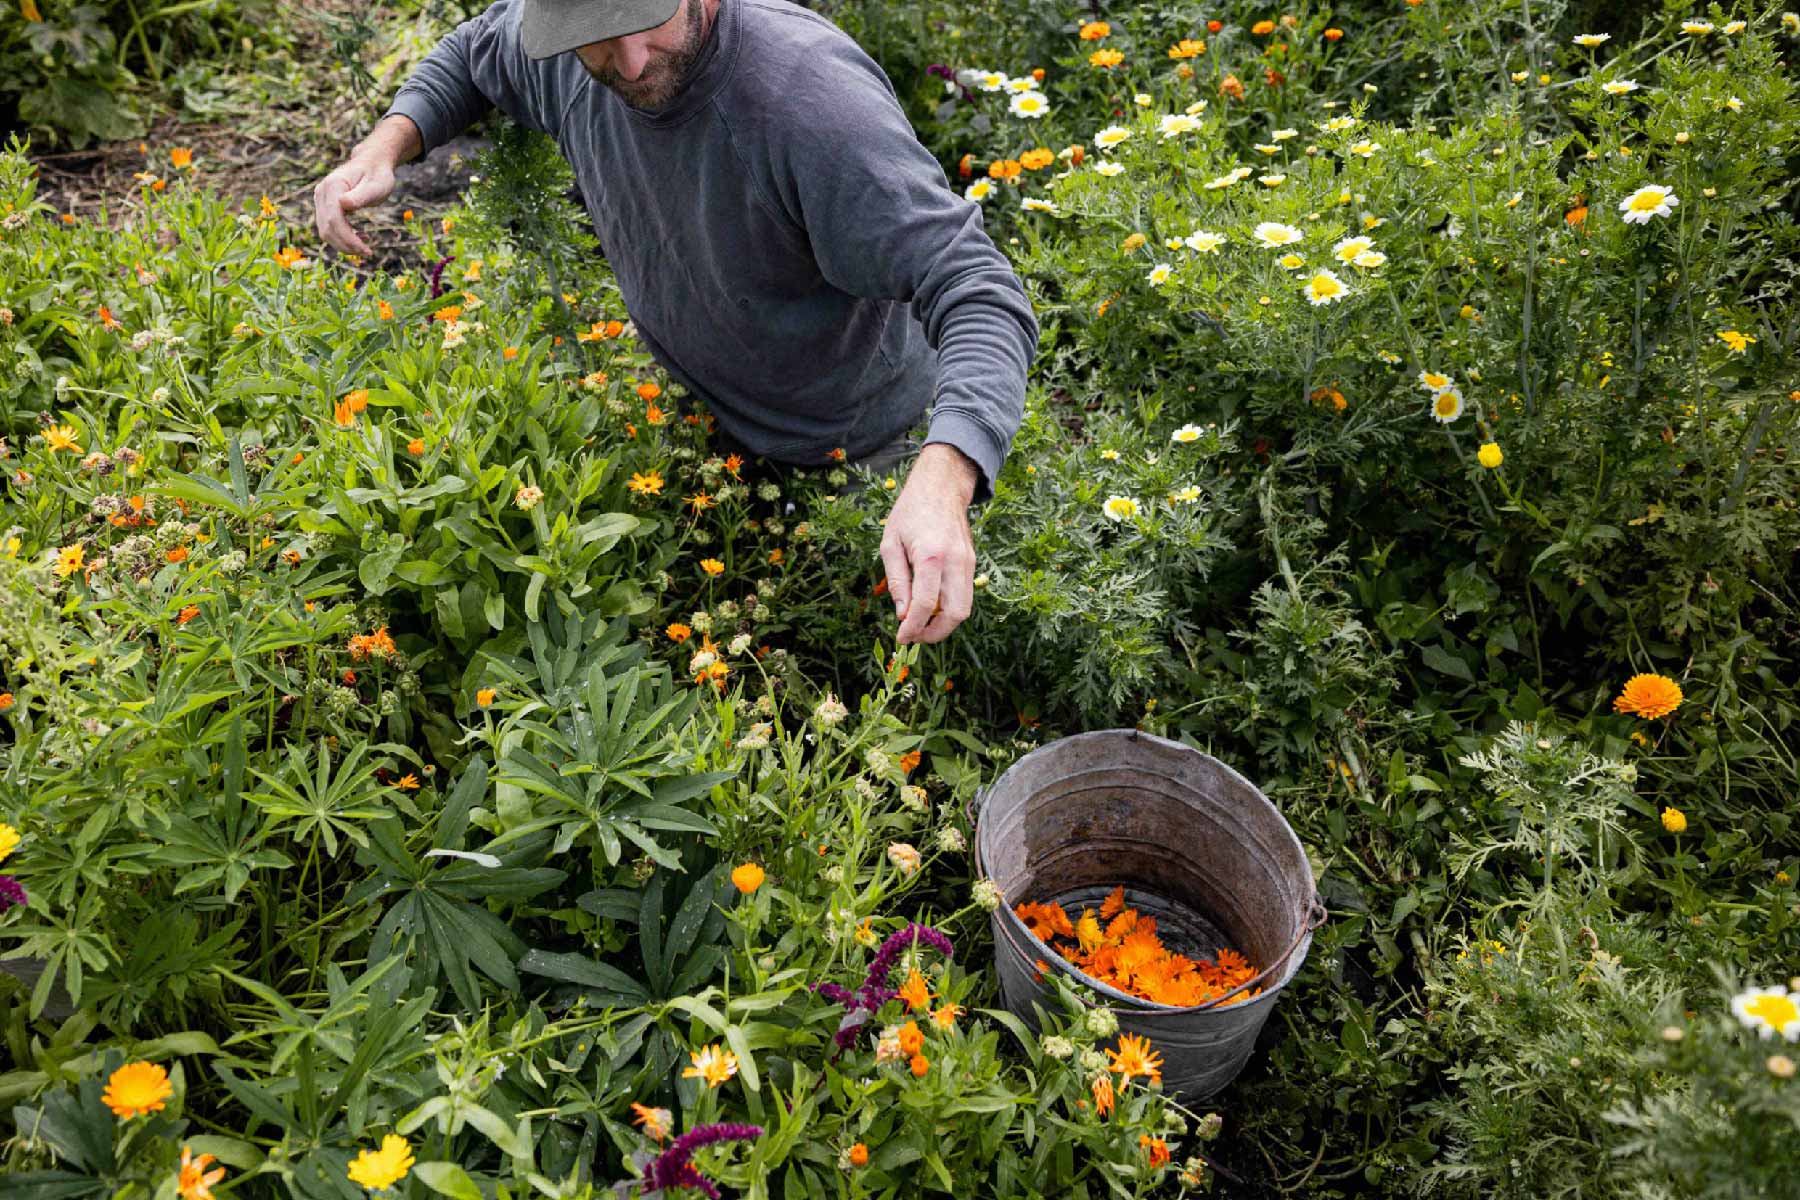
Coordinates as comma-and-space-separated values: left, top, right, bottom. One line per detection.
1158, 113, 1202, 139
1185, 100, 1209, 115
1021, 197, 1060, 214
1171, 424, 1205, 443
1618, 183, 1678, 224
1332, 235, 1374, 263
964, 179, 994, 202
1430, 385, 1466, 423
1680, 20, 1714, 34
975, 71, 1008, 92
1277, 252, 1306, 270
1272, 128, 1299, 140
1319, 116, 1358, 133
1095, 161, 1126, 177
1133, 92, 1153, 107
1146, 263, 1173, 285
1352, 250, 1387, 269
1169, 485, 1202, 503
1259, 174, 1287, 187
1203, 172, 1241, 190
1010, 91, 1051, 118
1253, 221, 1305, 247
1004, 75, 1039, 93
1102, 495, 1140, 521
1601, 79, 1640, 95
1572, 33, 1610, 46
1303, 268, 1349, 305
1733, 986, 1800, 1041
1348, 140, 1382, 157
1254, 143, 1282, 155
1094, 125, 1132, 149
1418, 369, 1454, 392
1184, 230, 1226, 253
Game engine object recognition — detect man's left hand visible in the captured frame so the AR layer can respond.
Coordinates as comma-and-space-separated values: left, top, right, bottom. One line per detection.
881, 442, 980, 644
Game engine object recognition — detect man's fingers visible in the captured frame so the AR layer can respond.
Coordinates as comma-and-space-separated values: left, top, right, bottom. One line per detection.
918, 546, 975, 644
313, 172, 374, 256
879, 538, 911, 624
340, 170, 390, 211
897, 554, 942, 644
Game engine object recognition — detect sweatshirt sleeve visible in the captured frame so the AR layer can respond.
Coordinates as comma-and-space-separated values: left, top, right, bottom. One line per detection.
383, 0, 563, 153
763, 39, 1039, 503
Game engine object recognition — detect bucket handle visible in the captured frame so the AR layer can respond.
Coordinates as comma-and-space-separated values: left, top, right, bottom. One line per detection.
969, 785, 1329, 1015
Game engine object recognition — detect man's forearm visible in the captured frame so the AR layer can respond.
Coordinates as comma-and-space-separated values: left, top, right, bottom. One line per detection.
353, 114, 424, 169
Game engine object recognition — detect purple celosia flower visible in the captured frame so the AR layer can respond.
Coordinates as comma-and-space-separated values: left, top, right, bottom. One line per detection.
0, 876, 24, 911
428, 253, 457, 298
811, 923, 953, 1055
640, 1123, 762, 1198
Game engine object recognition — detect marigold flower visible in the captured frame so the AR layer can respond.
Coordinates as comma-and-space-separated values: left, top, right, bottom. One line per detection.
683, 1043, 740, 1087
731, 862, 765, 893
177, 1145, 225, 1200
631, 1102, 674, 1142
0, 823, 17, 862
1661, 807, 1687, 833
848, 1143, 870, 1167
1078, 19, 1110, 39
1107, 1033, 1164, 1085
638, 382, 662, 402
700, 558, 725, 577
347, 1134, 414, 1191
1092, 1072, 1115, 1116
1019, 147, 1055, 170
1219, 73, 1245, 99
476, 687, 497, 707
1251, 19, 1275, 34
1477, 442, 1503, 469
897, 969, 934, 1013
1614, 673, 1682, 719
1716, 329, 1755, 353
42, 424, 82, 453
102, 1061, 173, 1119
909, 1053, 930, 1077
177, 604, 200, 625
1168, 38, 1205, 58
1140, 1136, 1171, 1167
627, 470, 664, 495
1324, 27, 1344, 40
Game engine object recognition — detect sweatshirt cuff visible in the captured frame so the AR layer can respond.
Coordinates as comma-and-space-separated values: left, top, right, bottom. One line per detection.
383, 93, 449, 157
924, 409, 1007, 505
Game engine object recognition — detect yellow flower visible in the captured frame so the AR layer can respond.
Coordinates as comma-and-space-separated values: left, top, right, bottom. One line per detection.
1089, 48, 1123, 67
1477, 443, 1503, 469
54, 543, 85, 579
627, 469, 664, 495
41, 424, 82, 453
0, 822, 17, 862
1102, 495, 1140, 522
683, 1043, 740, 1088
102, 1061, 173, 1120
1078, 19, 1110, 39
476, 688, 497, 708
1613, 673, 1683, 719
1660, 807, 1687, 834
1716, 330, 1755, 353
700, 558, 725, 576
731, 862, 765, 894
347, 1134, 415, 1191
1733, 987, 1800, 1040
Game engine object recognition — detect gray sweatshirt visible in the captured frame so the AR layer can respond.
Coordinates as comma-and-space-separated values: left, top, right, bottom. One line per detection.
384, 0, 1038, 500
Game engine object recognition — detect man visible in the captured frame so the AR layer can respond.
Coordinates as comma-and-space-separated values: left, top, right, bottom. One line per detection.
313, 0, 1038, 644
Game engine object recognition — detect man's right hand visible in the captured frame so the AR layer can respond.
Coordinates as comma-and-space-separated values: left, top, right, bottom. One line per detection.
313, 115, 421, 257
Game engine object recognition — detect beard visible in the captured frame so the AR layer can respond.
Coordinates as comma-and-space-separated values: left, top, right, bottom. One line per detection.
582, 0, 709, 111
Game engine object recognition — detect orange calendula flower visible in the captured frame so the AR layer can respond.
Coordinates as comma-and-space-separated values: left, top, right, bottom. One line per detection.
931, 1003, 963, 1031
1078, 20, 1110, 39
909, 1054, 929, 1077
170, 147, 194, 169
1092, 1072, 1115, 1116
272, 246, 306, 270
1140, 1135, 1171, 1167
700, 558, 725, 576
0, 693, 14, 712
177, 604, 201, 625
631, 1102, 673, 1142
666, 622, 692, 643
731, 862, 765, 893
685, 491, 715, 513
102, 1061, 173, 1119
1168, 38, 1205, 58
1089, 48, 1124, 67
1565, 205, 1589, 226
376, 300, 394, 320
476, 688, 497, 707
54, 543, 85, 579
1614, 673, 1683, 719
393, 773, 421, 791
42, 424, 83, 453
178, 1145, 226, 1200
829, 447, 847, 463
1251, 19, 1276, 34
1019, 147, 1056, 170
848, 1143, 869, 1167
1219, 73, 1245, 99
897, 969, 934, 1012
1107, 1033, 1164, 1085
347, 626, 399, 662
767, 548, 784, 565
627, 470, 664, 496
899, 749, 922, 774
637, 381, 662, 402
897, 1020, 925, 1055
645, 403, 666, 426
988, 158, 1023, 180
407, 437, 426, 456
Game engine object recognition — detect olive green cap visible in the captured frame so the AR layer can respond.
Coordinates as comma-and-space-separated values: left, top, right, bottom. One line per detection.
520, 0, 683, 60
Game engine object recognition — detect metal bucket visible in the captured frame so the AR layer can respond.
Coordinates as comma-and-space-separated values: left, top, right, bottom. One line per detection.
974, 729, 1325, 1101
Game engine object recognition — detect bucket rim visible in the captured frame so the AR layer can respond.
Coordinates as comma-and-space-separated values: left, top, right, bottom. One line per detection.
972, 729, 1326, 1015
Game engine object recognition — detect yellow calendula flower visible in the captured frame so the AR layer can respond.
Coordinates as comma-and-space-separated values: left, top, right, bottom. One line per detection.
1717, 329, 1755, 353
347, 1135, 414, 1191
1614, 673, 1683, 719
1477, 443, 1503, 469
683, 1044, 740, 1088
0, 822, 18, 863
1660, 807, 1687, 833
41, 424, 82, 454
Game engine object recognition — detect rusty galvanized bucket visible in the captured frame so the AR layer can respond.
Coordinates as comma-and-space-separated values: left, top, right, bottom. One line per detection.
974, 729, 1325, 1101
